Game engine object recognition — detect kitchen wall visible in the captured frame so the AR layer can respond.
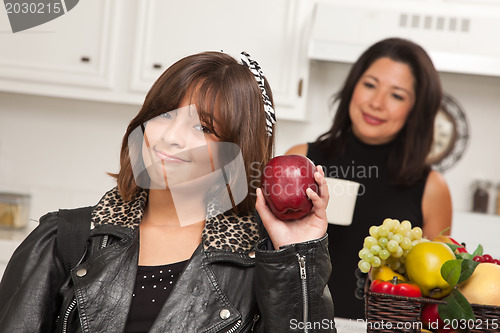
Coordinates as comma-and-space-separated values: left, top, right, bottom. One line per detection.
1, 59, 500, 224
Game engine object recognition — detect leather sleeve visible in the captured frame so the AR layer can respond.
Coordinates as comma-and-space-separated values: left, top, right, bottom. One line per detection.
0, 212, 65, 332
255, 234, 336, 332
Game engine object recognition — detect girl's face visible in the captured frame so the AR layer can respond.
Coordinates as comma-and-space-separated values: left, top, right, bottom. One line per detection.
349, 57, 416, 145
142, 95, 220, 188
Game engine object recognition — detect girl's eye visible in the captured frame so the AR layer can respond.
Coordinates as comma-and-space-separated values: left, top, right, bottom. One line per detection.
363, 82, 375, 89
194, 124, 212, 134
159, 112, 173, 119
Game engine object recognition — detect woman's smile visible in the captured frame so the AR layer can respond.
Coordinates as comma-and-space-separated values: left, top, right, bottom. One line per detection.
361, 112, 386, 125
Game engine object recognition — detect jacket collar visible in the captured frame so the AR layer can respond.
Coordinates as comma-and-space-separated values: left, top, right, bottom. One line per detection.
91, 187, 259, 254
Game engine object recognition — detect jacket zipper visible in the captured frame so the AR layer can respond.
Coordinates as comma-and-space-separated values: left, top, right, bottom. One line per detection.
62, 235, 110, 332
100, 234, 109, 249
61, 298, 77, 333
225, 319, 242, 333
297, 254, 309, 333
250, 314, 259, 332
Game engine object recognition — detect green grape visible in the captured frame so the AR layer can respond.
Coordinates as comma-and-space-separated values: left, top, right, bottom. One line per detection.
401, 220, 412, 231
382, 218, 394, 230
394, 225, 406, 236
358, 247, 370, 259
387, 240, 399, 252
400, 237, 412, 250
371, 256, 382, 267
391, 233, 403, 244
364, 236, 378, 249
387, 232, 394, 240
392, 219, 401, 230
358, 260, 371, 273
392, 246, 404, 258
363, 252, 374, 263
379, 249, 390, 260
369, 225, 379, 238
378, 237, 388, 247
378, 225, 389, 237
370, 245, 382, 255
410, 227, 423, 240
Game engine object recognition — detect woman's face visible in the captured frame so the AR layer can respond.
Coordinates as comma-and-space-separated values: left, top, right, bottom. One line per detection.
349, 57, 416, 145
142, 95, 220, 188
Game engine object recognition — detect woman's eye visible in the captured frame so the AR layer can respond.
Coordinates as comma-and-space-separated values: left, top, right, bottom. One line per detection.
363, 82, 375, 89
392, 93, 405, 101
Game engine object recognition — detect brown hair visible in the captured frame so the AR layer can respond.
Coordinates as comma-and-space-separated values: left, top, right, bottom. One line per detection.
316, 38, 442, 186
112, 52, 275, 213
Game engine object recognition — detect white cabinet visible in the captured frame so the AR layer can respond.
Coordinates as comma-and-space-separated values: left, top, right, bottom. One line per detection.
0, 0, 118, 97
0, 0, 311, 121
129, 0, 312, 121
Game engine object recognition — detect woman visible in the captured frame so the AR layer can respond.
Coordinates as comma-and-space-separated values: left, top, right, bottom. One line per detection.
287, 38, 452, 319
0, 52, 335, 332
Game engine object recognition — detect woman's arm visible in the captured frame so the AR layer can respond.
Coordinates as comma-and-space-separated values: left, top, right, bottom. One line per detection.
421, 170, 453, 240
285, 143, 308, 156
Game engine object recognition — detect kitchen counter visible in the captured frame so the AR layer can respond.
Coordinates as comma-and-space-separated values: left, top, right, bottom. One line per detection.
334, 318, 367, 333
451, 211, 500, 258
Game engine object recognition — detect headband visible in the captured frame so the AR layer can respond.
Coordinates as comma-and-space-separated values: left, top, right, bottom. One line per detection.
240, 52, 276, 136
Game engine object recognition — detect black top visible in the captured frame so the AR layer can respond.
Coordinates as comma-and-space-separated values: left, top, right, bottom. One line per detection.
307, 132, 427, 319
125, 260, 188, 333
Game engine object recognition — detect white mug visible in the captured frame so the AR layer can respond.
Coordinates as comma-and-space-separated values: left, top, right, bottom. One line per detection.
324, 177, 360, 226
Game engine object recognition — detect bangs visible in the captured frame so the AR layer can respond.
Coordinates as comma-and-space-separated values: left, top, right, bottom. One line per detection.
190, 78, 232, 140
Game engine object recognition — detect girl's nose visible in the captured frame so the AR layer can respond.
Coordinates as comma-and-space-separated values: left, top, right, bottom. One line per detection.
161, 119, 187, 148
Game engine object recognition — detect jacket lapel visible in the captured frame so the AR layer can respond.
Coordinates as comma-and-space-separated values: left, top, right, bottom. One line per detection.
149, 245, 242, 333
72, 229, 139, 333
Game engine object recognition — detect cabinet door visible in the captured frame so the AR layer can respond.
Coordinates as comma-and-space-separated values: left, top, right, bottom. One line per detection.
0, 0, 118, 96
129, 0, 311, 121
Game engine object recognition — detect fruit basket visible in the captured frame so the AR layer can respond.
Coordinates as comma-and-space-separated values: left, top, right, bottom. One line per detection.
356, 218, 500, 332
364, 277, 500, 332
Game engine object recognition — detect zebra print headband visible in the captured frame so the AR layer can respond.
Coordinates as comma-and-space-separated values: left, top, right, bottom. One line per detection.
240, 52, 276, 136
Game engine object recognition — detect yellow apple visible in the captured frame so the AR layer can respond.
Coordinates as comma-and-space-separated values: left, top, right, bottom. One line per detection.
405, 241, 455, 298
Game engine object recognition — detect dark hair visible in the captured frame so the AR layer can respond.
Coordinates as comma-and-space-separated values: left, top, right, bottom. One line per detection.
112, 51, 274, 213
316, 37, 442, 186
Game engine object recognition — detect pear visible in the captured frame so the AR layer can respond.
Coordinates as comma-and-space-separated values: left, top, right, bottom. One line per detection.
405, 241, 455, 298
369, 265, 406, 282
458, 263, 500, 306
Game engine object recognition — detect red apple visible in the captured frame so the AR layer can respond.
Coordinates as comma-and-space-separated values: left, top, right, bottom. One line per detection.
261, 155, 319, 221
421, 303, 456, 332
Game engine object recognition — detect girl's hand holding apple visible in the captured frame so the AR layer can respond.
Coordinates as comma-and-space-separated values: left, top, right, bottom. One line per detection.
256, 155, 329, 249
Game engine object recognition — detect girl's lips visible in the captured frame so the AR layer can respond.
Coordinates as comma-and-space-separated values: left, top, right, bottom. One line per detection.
155, 149, 188, 163
362, 112, 386, 125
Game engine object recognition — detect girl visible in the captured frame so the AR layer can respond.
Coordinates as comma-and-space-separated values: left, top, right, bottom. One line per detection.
0, 51, 335, 332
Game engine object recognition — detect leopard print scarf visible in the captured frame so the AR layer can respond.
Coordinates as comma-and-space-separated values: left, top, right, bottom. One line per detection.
91, 187, 259, 253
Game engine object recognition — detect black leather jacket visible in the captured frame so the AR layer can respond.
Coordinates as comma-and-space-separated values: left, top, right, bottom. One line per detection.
0, 188, 336, 332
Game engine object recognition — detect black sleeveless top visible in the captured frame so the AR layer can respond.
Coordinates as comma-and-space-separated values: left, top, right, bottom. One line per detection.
307, 132, 427, 319
125, 260, 188, 333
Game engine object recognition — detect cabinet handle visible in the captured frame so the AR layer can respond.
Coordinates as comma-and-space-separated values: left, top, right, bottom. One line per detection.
80, 56, 91, 63
153, 63, 162, 69
297, 78, 303, 97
